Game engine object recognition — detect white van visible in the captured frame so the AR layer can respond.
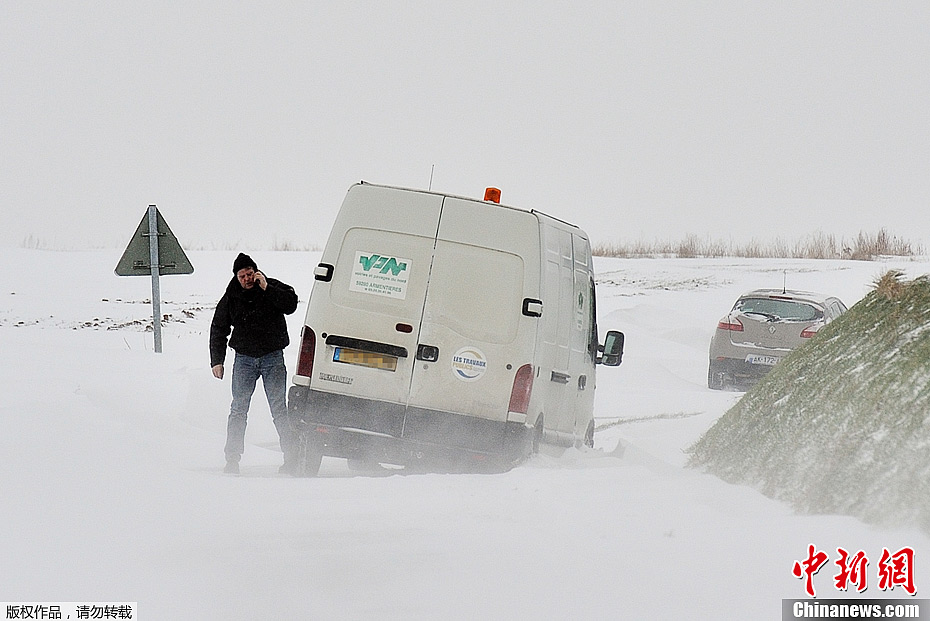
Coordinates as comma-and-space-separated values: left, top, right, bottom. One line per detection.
287, 182, 623, 475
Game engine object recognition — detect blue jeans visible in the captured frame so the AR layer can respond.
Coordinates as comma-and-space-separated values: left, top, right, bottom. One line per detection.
225, 350, 295, 463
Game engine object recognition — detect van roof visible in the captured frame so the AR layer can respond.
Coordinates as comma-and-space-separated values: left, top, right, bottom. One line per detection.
356, 181, 586, 237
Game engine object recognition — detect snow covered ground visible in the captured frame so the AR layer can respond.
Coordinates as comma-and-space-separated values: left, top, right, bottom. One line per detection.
2, 248, 928, 620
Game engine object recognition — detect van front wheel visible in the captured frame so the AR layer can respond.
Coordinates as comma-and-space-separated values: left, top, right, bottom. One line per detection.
583, 420, 595, 449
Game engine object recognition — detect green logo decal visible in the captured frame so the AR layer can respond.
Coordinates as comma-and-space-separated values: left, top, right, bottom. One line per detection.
359, 254, 408, 276
352, 251, 412, 300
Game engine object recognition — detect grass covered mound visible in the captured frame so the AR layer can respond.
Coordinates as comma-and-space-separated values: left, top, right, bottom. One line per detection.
689, 272, 930, 533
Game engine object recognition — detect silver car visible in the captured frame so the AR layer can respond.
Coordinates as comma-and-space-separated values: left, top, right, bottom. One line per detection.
707, 289, 847, 390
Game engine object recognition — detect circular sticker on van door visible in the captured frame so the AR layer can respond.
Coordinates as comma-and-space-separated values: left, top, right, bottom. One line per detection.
451, 347, 487, 382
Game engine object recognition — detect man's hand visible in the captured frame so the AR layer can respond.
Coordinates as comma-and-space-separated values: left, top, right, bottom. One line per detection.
212, 364, 224, 380
254, 271, 268, 290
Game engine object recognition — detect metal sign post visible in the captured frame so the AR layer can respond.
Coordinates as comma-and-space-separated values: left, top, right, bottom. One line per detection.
115, 205, 194, 353
146, 206, 164, 352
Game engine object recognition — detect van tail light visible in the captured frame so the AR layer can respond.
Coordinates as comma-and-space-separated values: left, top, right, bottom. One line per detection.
508, 364, 534, 414
717, 317, 744, 332
296, 327, 316, 377
800, 324, 821, 338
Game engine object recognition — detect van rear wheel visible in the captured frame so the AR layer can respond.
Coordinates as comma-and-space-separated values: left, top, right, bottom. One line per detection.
583, 420, 595, 449
294, 426, 323, 477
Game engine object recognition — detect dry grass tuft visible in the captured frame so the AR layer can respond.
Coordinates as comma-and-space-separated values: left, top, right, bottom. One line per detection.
872, 270, 907, 300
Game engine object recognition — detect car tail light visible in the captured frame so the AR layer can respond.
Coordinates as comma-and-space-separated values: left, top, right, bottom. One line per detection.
508, 364, 534, 414
296, 327, 316, 377
717, 317, 744, 332
800, 324, 820, 338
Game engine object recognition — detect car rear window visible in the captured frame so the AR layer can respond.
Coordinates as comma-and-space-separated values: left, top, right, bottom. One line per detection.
735, 298, 823, 321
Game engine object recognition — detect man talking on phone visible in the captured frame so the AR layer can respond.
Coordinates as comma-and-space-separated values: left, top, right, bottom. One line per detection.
210, 253, 299, 475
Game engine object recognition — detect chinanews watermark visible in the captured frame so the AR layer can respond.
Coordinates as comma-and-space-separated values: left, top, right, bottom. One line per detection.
783, 544, 927, 620
784, 600, 926, 619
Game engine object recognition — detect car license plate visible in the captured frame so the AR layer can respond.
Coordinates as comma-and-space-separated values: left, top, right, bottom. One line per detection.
333, 347, 397, 371
746, 354, 778, 366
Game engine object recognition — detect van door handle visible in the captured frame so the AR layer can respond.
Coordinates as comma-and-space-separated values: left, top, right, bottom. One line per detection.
417, 344, 439, 362
550, 371, 570, 384
522, 298, 543, 317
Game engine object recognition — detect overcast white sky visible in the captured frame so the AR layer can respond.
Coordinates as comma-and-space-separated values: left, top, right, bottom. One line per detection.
2, 2, 928, 251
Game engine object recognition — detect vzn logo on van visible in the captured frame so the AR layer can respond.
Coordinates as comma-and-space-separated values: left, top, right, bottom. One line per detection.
358, 254, 408, 276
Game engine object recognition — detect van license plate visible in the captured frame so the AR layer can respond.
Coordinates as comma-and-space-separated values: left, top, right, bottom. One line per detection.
746, 354, 778, 366
333, 347, 397, 371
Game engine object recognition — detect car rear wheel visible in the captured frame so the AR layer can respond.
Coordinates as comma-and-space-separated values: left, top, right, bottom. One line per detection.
707, 363, 726, 390
532, 417, 544, 454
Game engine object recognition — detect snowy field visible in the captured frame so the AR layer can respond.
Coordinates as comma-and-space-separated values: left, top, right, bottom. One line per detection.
2, 248, 928, 620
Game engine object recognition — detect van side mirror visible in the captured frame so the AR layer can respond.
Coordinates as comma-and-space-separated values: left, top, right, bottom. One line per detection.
598, 330, 624, 366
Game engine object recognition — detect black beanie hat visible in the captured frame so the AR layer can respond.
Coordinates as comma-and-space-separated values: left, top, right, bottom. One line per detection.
232, 253, 258, 274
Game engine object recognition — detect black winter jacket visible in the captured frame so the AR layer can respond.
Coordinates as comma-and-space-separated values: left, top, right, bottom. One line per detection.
209, 276, 299, 367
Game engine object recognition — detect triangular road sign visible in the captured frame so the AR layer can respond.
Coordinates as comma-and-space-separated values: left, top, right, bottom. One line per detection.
115, 207, 194, 276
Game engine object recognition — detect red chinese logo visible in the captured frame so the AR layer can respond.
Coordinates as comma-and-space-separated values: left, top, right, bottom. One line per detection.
878, 547, 916, 595
835, 548, 869, 593
793, 544, 916, 598
793, 544, 830, 597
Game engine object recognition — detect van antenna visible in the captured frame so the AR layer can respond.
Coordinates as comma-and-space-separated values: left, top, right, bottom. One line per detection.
428, 164, 435, 191
783, 270, 787, 294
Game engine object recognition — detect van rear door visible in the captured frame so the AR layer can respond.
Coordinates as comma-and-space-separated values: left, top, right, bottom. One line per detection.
404, 197, 540, 448
307, 186, 442, 435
